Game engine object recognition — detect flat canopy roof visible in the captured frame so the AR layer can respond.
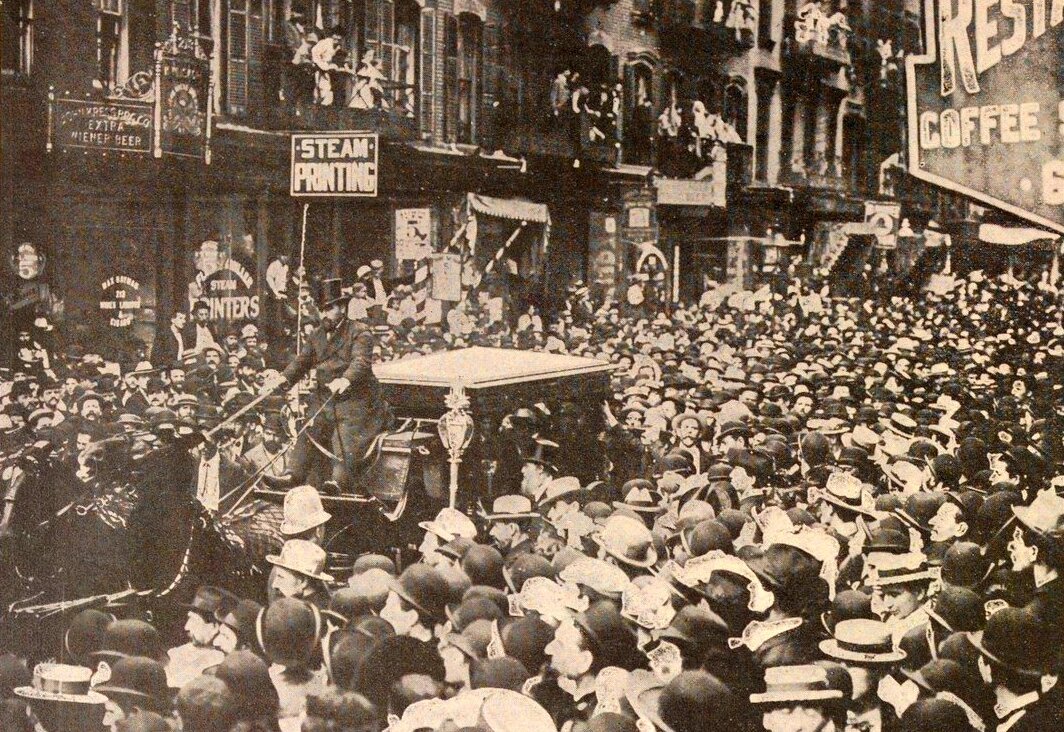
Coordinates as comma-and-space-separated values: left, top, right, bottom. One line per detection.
374, 347, 615, 389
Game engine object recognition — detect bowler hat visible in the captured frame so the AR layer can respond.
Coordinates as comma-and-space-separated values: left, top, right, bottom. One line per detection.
63, 609, 114, 664
967, 606, 1055, 676
256, 598, 323, 669
94, 656, 170, 713
176, 675, 238, 732
392, 564, 450, 621
209, 650, 279, 720
501, 616, 554, 673
92, 619, 164, 662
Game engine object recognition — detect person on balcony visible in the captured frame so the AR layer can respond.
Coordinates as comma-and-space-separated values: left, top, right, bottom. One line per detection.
350, 50, 387, 111
284, 11, 314, 107
549, 69, 572, 122
311, 25, 348, 107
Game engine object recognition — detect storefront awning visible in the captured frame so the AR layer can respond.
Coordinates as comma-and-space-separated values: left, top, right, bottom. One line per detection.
468, 193, 550, 225
454, 0, 487, 21
978, 223, 1059, 246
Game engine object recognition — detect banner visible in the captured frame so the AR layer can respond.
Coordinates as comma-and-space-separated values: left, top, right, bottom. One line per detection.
395, 209, 433, 261
906, 0, 1064, 232
157, 51, 210, 160
187, 241, 259, 321
431, 253, 462, 302
290, 133, 379, 197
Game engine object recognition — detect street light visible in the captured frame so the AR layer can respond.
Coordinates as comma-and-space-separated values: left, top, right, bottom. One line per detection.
437, 379, 475, 509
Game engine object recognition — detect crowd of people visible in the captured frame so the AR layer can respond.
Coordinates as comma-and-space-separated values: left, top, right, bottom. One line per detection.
0, 260, 1063, 732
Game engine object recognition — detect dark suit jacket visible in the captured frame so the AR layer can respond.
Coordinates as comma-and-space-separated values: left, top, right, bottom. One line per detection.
150, 325, 184, 366
282, 319, 378, 395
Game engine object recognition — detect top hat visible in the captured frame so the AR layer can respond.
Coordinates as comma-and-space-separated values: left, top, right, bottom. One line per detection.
317, 278, 352, 309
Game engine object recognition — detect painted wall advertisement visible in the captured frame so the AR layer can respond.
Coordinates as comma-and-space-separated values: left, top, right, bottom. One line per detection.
906, 0, 1064, 231
99, 276, 143, 327
187, 240, 258, 321
49, 99, 154, 154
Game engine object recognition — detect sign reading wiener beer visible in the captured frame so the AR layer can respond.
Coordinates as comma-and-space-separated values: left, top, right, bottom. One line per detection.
290, 132, 379, 197
906, 0, 1064, 232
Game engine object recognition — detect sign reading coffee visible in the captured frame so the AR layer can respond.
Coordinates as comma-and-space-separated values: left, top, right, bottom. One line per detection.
49, 99, 153, 154
906, 0, 1064, 231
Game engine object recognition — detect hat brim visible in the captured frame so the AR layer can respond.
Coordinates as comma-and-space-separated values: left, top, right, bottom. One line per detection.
625, 670, 674, 732
611, 501, 665, 515
750, 689, 844, 704
92, 685, 168, 712
480, 511, 541, 522
817, 639, 906, 664
265, 555, 334, 583
594, 536, 658, 569
966, 630, 1046, 678
280, 510, 332, 536
820, 493, 881, 519
14, 687, 107, 705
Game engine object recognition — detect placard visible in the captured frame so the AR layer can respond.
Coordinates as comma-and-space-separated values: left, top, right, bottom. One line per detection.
431, 253, 462, 302
50, 99, 153, 154
290, 132, 379, 197
395, 208, 433, 261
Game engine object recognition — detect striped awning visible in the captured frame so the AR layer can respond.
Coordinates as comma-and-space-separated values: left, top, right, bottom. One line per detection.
468, 193, 550, 225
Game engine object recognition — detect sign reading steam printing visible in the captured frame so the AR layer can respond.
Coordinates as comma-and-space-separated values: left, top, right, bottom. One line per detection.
906, 0, 1064, 232
290, 133, 379, 197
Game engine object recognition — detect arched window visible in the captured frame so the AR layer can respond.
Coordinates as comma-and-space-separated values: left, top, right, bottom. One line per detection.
723, 77, 748, 142
623, 56, 655, 165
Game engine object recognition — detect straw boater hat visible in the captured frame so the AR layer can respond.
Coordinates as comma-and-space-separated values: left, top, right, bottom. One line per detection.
749, 664, 845, 704
819, 619, 907, 664
15, 664, 107, 732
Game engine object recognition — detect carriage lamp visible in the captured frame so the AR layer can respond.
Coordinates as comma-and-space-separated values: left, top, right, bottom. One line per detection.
438, 381, 474, 509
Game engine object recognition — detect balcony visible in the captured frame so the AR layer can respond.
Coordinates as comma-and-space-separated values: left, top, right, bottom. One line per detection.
779, 156, 853, 193
784, 11, 852, 67
657, 0, 757, 53
726, 142, 753, 191
222, 48, 420, 141
494, 110, 619, 166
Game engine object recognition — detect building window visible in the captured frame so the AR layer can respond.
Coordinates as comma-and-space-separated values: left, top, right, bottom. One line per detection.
758, 0, 773, 47
723, 77, 748, 142
391, 0, 420, 118
624, 59, 655, 165
444, 12, 482, 144
96, 0, 128, 92
754, 73, 773, 181
842, 113, 866, 189
2, 0, 33, 76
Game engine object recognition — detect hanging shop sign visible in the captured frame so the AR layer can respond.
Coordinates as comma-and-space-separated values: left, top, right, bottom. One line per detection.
431, 253, 463, 302
864, 201, 902, 248
655, 177, 726, 208
156, 50, 211, 161
906, 0, 1064, 232
99, 275, 143, 328
290, 132, 379, 197
187, 241, 259, 321
48, 98, 154, 154
395, 208, 433, 261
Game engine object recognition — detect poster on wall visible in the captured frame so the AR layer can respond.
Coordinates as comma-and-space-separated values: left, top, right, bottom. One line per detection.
395, 208, 433, 261
187, 240, 259, 321
99, 275, 143, 327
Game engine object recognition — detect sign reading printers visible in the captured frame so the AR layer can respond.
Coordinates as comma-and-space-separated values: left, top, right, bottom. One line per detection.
290, 132, 379, 197
906, 0, 1064, 231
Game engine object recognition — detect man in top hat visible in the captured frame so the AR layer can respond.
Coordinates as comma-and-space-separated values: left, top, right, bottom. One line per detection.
166, 585, 231, 689
263, 278, 392, 495
519, 436, 561, 503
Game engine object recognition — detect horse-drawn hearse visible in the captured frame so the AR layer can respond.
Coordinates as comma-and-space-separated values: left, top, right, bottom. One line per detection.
0, 347, 613, 658
255, 346, 615, 565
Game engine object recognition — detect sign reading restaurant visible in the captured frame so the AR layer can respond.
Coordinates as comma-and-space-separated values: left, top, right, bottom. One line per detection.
906, 0, 1064, 232
290, 132, 379, 197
